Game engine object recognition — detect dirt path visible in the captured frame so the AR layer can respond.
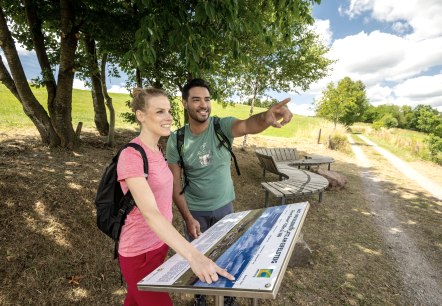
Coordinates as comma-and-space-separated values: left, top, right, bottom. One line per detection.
357, 134, 442, 200
348, 135, 442, 306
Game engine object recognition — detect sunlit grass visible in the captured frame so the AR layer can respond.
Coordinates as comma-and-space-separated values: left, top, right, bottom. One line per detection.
0, 84, 335, 140
352, 123, 431, 162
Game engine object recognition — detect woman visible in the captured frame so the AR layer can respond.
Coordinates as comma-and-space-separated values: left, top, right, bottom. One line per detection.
117, 88, 234, 305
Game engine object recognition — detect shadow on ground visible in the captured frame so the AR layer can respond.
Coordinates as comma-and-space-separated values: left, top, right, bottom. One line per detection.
0, 130, 440, 305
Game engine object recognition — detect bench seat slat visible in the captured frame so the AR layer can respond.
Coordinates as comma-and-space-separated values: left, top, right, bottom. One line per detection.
256, 148, 330, 205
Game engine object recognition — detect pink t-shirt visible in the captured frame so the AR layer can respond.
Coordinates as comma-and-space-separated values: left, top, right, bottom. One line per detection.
116, 137, 173, 257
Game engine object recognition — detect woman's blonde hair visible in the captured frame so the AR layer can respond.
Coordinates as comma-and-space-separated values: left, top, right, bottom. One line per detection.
130, 87, 168, 113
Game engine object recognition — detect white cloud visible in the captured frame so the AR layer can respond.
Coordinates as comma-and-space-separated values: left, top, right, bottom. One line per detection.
366, 83, 394, 105
313, 19, 333, 46
394, 74, 442, 101
72, 80, 129, 94
301, 27, 442, 110
108, 84, 130, 94
365, 75, 442, 109
73, 79, 90, 90
342, 0, 442, 40
288, 103, 315, 116
325, 31, 442, 84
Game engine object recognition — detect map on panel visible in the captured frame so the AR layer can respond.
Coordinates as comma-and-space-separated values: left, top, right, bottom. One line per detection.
137, 202, 309, 297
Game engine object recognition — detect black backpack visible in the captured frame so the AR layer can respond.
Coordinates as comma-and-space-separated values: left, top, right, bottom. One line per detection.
176, 116, 240, 194
95, 143, 148, 259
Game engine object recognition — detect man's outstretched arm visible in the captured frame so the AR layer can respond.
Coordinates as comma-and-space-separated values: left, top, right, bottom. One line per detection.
231, 98, 292, 137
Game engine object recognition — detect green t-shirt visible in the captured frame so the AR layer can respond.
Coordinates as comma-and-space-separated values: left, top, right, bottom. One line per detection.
166, 116, 236, 211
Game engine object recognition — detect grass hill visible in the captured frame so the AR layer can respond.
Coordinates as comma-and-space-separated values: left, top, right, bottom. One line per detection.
0, 84, 332, 141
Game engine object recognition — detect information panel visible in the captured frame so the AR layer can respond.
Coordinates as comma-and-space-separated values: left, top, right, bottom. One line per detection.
138, 202, 309, 299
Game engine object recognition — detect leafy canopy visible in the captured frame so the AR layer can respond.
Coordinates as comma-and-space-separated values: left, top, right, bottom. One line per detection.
316, 77, 369, 127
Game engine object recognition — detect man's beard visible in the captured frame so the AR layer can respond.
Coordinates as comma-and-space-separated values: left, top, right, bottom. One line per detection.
187, 108, 211, 123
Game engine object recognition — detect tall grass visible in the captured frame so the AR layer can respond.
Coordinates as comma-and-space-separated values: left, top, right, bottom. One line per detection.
352, 123, 432, 162
0, 84, 334, 141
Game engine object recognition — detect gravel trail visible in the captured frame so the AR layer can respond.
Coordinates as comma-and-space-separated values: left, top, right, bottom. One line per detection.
348, 135, 442, 306
357, 134, 442, 200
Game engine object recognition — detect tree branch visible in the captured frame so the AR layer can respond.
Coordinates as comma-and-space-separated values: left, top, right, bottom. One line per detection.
0, 54, 20, 101
23, 0, 56, 103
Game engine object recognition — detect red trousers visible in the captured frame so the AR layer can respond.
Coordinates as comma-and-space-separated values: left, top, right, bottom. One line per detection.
119, 244, 172, 306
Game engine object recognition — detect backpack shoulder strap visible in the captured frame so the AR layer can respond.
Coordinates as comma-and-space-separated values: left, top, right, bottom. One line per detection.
213, 116, 241, 176
176, 127, 189, 194
119, 142, 148, 178
111, 142, 148, 259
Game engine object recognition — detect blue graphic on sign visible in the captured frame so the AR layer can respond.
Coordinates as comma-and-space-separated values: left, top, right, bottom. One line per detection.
194, 205, 286, 288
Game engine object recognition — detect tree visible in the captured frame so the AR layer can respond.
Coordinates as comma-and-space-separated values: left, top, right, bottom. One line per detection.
235, 23, 332, 146
76, 3, 140, 146
361, 104, 378, 123
128, 0, 324, 126
376, 114, 398, 129
0, 0, 133, 148
2, 0, 325, 148
316, 77, 369, 128
414, 105, 441, 136
0, 1, 81, 148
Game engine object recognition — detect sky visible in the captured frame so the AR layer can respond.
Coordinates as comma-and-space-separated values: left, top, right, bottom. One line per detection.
4, 0, 442, 116
289, 0, 442, 116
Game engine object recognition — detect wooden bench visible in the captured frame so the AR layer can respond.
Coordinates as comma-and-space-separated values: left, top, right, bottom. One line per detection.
256, 148, 334, 172
255, 151, 289, 180
255, 148, 299, 177
261, 171, 329, 207
255, 147, 299, 162
255, 148, 329, 206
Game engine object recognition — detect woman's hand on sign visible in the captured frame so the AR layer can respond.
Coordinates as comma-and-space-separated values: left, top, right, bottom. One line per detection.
189, 252, 235, 284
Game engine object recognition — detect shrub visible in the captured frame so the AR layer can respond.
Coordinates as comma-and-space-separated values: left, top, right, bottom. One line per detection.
381, 114, 399, 128
327, 132, 350, 153
372, 121, 383, 130
425, 134, 442, 165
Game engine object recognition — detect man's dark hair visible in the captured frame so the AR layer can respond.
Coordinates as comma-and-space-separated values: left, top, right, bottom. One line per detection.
182, 78, 211, 100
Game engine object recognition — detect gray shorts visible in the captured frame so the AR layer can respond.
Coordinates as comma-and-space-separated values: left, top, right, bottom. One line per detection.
185, 202, 234, 241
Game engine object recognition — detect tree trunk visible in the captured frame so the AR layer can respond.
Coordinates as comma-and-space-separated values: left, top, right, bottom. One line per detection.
84, 35, 109, 136
242, 86, 258, 148
0, 7, 60, 146
101, 53, 115, 147
0, 54, 20, 101
24, 0, 57, 107
136, 67, 142, 87
183, 73, 193, 124
52, 0, 79, 149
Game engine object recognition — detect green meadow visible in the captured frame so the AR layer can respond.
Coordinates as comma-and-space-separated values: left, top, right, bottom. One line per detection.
0, 84, 331, 140
2, 85, 436, 164
352, 123, 433, 162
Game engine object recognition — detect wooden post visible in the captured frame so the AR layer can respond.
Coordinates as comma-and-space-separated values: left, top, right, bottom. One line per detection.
317, 128, 322, 144
75, 122, 83, 137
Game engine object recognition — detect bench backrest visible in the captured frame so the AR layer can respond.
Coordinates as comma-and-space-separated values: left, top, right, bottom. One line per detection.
255, 151, 289, 180
255, 152, 280, 175
255, 147, 299, 162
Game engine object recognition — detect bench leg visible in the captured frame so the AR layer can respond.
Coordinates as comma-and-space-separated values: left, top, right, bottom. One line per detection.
328, 163, 331, 170
215, 295, 224, 306
319, 191, 323, 203
281, 196, 286, 205
264, 191, 269, 208
263, 168, 266, 177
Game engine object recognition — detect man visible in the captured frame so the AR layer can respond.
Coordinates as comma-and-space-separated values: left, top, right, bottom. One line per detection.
166, 78, 292, 306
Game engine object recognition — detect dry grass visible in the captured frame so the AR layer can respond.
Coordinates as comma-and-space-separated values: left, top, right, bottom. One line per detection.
1, 128, 440, 305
